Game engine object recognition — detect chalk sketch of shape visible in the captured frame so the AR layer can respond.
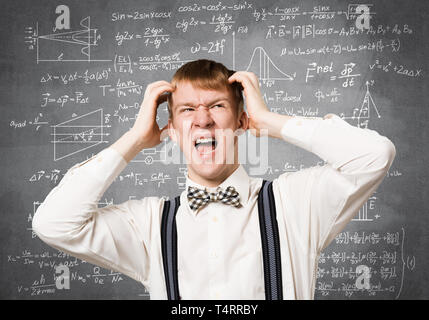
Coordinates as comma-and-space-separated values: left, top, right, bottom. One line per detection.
34, 16, 110, 63
132, 147, 167, 165
352, 200, 373, 222
355, 81, 381, 129
39, 17, 98, 46
51, 109, 109, 161
245, 47, 295, 82
177, 176, 186, 189
340, 82, 381, 129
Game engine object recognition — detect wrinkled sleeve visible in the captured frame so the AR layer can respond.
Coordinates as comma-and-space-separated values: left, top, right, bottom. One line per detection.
275, 114, 396, 253
32, 147, 158, 287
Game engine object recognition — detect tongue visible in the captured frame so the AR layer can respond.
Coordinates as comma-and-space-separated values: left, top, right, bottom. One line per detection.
197, 144, 215, 154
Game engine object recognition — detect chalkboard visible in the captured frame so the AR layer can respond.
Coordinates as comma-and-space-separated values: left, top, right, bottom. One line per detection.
1, 0, 427, 300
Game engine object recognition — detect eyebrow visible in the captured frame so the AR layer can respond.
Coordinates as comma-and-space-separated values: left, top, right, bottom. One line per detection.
174, 97, 231, 108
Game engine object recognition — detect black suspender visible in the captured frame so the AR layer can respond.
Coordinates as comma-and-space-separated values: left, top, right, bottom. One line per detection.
257, 180, 283, 300
160, 180, 283, 300
160, 195, 181, 300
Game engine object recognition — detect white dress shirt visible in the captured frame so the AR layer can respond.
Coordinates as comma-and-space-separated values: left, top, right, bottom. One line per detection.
32, 113, 396, 299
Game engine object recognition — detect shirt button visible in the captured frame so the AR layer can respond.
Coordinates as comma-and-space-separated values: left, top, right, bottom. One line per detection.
212, 216, 218, 223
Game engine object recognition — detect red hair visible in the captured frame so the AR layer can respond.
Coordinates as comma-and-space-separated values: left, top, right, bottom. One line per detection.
167, 59, 244, 118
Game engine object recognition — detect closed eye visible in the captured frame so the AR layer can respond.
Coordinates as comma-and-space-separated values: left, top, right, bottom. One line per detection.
211, 104, 224, 109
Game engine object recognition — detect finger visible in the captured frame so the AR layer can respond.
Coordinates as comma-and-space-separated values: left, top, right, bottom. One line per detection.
153, 84, 175, 99
228, 72, 259, 92
245, 72, 260, 89
144, 81, 174, 98
228, 73, 260, 101
146, 83, 175, 104
156, 91, 170, 105
228, 72, 249, 90
228, 71, 257, 83
237, 71, 260, 89
146, 80, 174, 90
147, 83, 174, 96
139, 84, 174, 119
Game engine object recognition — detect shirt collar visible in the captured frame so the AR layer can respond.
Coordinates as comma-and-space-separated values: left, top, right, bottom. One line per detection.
184, 164, 250, 215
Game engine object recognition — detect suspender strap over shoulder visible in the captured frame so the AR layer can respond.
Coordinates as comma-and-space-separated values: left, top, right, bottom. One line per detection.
258, 180, 283, 300
161, 180, 283, 300
160, 196, 181, 300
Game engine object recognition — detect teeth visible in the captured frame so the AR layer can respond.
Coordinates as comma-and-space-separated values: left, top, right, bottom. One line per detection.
195, 137, 217, 151
196, 137, 215, 144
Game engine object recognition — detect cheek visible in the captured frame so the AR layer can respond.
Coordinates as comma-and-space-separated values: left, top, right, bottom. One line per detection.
212, 110, 238, 128
174, 119, 193, 150
172, 116, 191, 132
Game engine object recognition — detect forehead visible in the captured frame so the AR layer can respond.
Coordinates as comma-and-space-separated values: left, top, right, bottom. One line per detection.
171, 81, 234, 107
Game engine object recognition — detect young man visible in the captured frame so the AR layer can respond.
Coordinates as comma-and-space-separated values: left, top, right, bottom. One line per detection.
33, 59, 396, 299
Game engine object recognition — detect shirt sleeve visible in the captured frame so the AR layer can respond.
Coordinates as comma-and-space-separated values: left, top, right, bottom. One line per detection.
32, 147, 159, 287
274, 113, 396, 253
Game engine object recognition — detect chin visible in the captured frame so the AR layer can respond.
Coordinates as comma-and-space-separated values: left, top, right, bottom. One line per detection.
189, 162, 228, 180
183, 137, 238, 183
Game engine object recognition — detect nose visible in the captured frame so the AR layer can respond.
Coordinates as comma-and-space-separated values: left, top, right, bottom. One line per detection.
194, 106, 214, 128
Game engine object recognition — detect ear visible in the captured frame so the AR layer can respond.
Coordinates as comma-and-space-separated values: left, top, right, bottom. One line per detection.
167, 118, 178, 142
236, 109, 249, 136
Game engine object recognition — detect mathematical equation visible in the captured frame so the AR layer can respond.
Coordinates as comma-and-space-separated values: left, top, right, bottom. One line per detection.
9, 249, 148, 297
316, 229, 416, 298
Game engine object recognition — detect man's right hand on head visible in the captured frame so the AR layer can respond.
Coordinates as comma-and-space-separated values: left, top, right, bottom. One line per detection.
130, 81, 175, 149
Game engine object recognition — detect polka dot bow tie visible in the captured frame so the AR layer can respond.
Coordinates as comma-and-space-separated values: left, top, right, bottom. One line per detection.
187, 185, 242, 211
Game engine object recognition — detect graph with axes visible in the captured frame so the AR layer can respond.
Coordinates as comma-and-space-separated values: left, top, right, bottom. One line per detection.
24, 16, 110, 63
244, 46, 296, 83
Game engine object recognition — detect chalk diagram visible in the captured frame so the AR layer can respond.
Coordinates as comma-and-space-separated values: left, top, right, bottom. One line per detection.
132, 138, 182, 166
24, 16, 110, 63
51, 109, 110, 161
231, 31, 295, 84
132, 147, 167, 165
245, 47, 296, 84
340, 81, 381, 129
352, 196, 379, 222
177, 167, 188, 190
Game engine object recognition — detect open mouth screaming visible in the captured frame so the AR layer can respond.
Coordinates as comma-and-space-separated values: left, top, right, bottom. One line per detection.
194, 137, 218, 155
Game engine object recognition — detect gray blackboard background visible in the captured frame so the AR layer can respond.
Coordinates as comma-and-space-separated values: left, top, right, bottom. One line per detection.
0, 0, 428, 299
